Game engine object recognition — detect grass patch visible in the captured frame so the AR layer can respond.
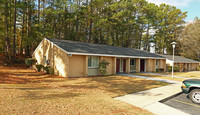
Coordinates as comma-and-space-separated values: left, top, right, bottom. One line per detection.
133, 73, 185, 82
159, 71, 200, 79
0, 65, 169, 114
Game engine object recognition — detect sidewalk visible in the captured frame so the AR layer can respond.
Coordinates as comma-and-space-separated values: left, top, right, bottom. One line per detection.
118, 73, 180, 84
143, 72, 189, 79
115, 74, 189, 115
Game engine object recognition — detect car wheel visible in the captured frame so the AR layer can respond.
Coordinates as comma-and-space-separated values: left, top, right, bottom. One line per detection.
189, 89, 200, 104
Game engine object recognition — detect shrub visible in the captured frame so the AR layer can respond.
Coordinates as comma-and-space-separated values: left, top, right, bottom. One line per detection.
36, 64, 43, 72
43, 66, 50, 74
99, 60, 110, 76
167, 66, 172, 72
174, 66, 179, 72
25, 58, 36, 68
167, 66, 179, 72
43, 66, 54, 75
49, 67, 54, 75
156, 68, 164, 72
197, 67, 200, 71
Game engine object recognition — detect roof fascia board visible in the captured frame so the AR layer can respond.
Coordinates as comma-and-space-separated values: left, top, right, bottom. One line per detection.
167, 59, 200, 63
162, 55, 200, 63
174, 62, 200, 64
44, 38, 166, 59
68, 52, 166, 59
44, 38, 69, 55
32, 39, 44, 56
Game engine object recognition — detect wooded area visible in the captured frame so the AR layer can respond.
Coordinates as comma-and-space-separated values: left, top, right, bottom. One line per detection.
0, 0, 199, 61
180, 18, 200, 61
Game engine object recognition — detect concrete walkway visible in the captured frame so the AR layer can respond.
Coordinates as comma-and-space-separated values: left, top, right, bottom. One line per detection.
115, 74, 189, 115
118, 73, 180, 84
143, 72, 189, 79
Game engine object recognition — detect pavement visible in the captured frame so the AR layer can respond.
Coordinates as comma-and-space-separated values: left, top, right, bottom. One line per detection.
164, 93, 200, 115
118, 73, 180, 84
115, 74, 189, 115
143, 72, 189, 79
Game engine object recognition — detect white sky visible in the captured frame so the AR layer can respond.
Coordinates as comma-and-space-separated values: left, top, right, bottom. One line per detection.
146, 0, 200, 7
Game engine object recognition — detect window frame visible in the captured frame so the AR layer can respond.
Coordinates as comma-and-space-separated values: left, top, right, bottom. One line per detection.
156, 60, 159, 66
88, 56, 99, 68
130, 59, 135, 66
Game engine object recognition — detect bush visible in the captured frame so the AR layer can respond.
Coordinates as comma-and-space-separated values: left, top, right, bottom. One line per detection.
43, 66, 54, 75
99, 60, 110, 76
25, 58, 36, 68
156, 68, 164, 72
197, 67, 200, 71
36, 64, 43, 72
174, 66, 179, 72
167, 66, 179, 72
167, 66, 172, 72
49, 67, 54, 75
43, 66, 50, 74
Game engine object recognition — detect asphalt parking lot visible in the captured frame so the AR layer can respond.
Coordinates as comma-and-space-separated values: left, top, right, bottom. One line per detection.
162, 93, 200, 115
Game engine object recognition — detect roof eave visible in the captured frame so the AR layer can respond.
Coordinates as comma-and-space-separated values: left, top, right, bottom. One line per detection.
68, 52, 166, 59
45, 38, 166, 59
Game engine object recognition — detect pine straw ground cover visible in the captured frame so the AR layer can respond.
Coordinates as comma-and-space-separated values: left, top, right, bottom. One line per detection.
158, 71, 200, 79
0, 65, 168, 115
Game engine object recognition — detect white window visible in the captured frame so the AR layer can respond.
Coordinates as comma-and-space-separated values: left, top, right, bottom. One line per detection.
88, 56, 99, 68
156, 60, 159, 66
130, 59, 135, 66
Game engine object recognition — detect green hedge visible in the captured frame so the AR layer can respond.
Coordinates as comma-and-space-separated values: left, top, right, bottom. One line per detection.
43, 66, 54, 75
167, 66, 179, 72
156, 68, 164, 72
36, 64, 43, 72
25, 58, 36, 67
197, 67, 200, 71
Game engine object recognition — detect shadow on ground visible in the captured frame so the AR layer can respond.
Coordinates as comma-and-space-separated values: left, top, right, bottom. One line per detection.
0, 64, 168, 99
0, 65, 63, 84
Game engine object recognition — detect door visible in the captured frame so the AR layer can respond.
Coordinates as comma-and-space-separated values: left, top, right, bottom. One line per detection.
140, 59, 145, 72
116, 59, 120, 73
123, 59, 126, 72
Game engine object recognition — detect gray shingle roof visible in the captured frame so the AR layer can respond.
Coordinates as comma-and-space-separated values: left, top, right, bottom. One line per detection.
46, 38, 165, 59
159, 54, 200, 63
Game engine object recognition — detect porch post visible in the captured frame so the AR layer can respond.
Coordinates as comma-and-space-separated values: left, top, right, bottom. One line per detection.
163, 59, 166, 72
136, 58, 140, 72
153, 59, 156, 72
145, 59, 149, 72
113, 57, 116, 74
85, 55, 88, 76
126, 58, 130, 73
66, 56, 70, 77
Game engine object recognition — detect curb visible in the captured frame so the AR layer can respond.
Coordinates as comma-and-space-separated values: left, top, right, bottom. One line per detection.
159, 92, 183, 103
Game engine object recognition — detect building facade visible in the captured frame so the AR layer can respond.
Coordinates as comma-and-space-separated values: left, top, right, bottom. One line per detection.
32, 38, 166, 77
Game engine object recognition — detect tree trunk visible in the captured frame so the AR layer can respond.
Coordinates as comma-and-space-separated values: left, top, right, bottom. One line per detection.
75, 0, 80, 41
13, 0, 17, 59
20, 3, 25, 54
146, 23, 150, 51
5, 1, 10, 58
89, 21, 92, 43
9, 0, 12, 58
38, 0, 40, 24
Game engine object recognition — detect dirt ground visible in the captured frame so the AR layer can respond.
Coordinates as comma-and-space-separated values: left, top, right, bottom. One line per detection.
0, 64, 168, 115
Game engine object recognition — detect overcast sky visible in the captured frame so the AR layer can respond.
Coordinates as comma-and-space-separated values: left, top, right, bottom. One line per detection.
146, 0, 200, 22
